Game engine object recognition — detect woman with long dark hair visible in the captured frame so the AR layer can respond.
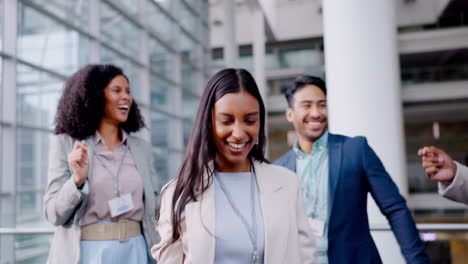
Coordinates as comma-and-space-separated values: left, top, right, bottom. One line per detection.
44, 64, 158, 264
152, 68, 317, 263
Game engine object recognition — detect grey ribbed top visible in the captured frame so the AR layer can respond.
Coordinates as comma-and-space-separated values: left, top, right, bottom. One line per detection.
214, 171, 265, 264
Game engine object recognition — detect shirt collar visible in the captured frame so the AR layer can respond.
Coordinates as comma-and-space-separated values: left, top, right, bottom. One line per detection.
93, 129, 128, 145
293, 131, 329, 158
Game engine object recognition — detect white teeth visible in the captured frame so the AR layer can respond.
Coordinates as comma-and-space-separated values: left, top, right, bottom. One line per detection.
228, 142, 246, 149
306, 122, 320, 125
118, 105, 129, 110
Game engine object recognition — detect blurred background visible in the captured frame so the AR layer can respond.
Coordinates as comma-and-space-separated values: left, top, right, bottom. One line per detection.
0, 0, 467, 263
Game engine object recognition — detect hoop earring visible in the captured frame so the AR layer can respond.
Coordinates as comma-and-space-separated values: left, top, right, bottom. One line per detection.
255, 137, 259, 145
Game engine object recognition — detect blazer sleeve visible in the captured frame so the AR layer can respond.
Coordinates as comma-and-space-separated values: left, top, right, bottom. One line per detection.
438, 161, 468, 205
360, 138, 429, 264
151, 182, 184, 263
44, 134, 87, 226
294, 174, 318, 264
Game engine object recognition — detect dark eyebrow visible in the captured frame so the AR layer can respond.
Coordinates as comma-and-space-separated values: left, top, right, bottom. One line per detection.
216, 112, 259, 117
217, 112, 234, 117
299, 99, 326, 104
245, 112, 259, 117
111, 85, 130, 90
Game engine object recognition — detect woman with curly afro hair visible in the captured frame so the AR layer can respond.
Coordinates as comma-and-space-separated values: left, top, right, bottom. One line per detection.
44, 64, 158, 264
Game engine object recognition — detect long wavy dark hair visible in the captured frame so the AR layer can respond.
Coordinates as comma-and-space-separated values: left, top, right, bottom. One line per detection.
54, 64, 145, 139
159, 68, 268, 245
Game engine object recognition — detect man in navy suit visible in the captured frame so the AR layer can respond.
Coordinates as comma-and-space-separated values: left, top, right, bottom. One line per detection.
274, 75, 429, 264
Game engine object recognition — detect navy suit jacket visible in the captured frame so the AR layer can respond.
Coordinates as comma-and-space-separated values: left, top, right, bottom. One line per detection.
274, 133, 429, 264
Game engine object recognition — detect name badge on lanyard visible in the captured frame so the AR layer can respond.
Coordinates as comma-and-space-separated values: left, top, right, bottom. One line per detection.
108, 193, 134, 217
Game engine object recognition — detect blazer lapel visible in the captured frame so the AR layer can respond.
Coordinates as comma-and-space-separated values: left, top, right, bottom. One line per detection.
327, 133, 342, 219
86, 141, 95, 181
127, 137, 145, 177
187, 168, 216, 264
254, 161, 289, 264
83, 137, 95, 182
127, 137, 157, 218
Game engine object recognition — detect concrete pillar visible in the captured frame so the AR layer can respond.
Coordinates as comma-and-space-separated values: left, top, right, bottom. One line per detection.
252, 7, 268, 157
323, 1, 407, 263
223, 0, 238, 67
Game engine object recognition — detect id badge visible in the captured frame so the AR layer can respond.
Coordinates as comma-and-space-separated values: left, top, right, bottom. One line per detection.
108, 193, 134, 217
308, 217, 325, 237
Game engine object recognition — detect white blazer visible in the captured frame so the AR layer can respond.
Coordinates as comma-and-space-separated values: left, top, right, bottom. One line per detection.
439, 161, 468, 205
152, 161, 317, 264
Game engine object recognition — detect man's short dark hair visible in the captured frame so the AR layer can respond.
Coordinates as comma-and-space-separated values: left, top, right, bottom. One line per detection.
285, 75, 326, 107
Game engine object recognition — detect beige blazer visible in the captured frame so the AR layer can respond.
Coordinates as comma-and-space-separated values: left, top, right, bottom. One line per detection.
44, 134, 158, 264
439, 161, 468, 205
152, 161, 317, 264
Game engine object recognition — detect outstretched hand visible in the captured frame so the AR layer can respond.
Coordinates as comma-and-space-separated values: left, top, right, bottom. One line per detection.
418, 146, 457, 183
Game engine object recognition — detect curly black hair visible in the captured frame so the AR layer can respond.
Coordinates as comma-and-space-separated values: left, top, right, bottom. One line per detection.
54, 64, 145, 139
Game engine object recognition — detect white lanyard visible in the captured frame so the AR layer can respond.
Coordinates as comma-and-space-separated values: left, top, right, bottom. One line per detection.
88, 140, 129, 197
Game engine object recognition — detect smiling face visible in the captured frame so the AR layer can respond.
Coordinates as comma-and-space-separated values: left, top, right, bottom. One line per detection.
286, 84, 328, 145
212, 91, 260, 172
102, 75, 133, 126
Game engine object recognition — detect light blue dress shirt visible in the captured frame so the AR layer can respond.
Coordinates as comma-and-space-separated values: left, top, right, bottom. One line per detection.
294, 131, 329, 264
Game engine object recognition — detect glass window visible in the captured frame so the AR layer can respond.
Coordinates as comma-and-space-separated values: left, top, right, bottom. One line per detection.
201, 23, 209, 47
146, 0, 172, 43
0, 1, 211, 262
183, 121, 193, 146
182, 91, 199, 121
101, 47, 143, 102
155, 150, 184, 191
168, 151, 183, 179
0, 56, 2, 93
181, 33, 198, 66
100, 2, 140, 56
0, 0, 3, 50
400, 49, 468, 85
26, 0, 90, 30
180, 3, 197, 34
200, 0, 208, 24
149, 37, 173, 78
151, 0, 170, 12
150, 74, 171, 112
153, 146, 169, 191
267, 77, 295, 96
17, 4, 90, 75
182, 0, 198, 13
0, 234, 52, 263
113, 0, 139, 16
17, 64, 64, 129
265, 50, 279, 71
182, 63, 200, 92
239, 55, 253, 73
278, 47, 321, 69
17, 129, 50, 227
205, 50, 213, 71
150, 112, 169, 148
